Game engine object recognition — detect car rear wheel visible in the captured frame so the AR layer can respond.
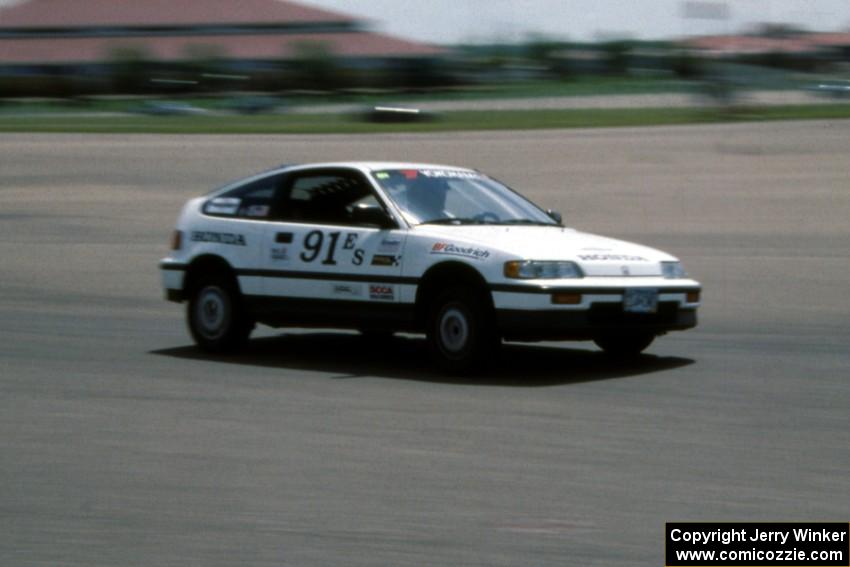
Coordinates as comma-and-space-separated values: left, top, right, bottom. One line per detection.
427, 287, 498, 373
594, 333, 655, 357
187, 276, 253, 352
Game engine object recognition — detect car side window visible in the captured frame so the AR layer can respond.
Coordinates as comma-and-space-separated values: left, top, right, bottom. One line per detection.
274, 170, 385, 226
203, 174, 281, 220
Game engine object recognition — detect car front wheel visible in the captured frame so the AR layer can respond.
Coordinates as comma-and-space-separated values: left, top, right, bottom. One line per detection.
427, 288, 498, 373
187, 276, 252, 352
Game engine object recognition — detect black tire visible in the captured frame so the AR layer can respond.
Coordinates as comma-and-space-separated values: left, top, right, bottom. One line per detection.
426, 287, 499, 374
187, 275, 253, 353
594, 333, 655, 357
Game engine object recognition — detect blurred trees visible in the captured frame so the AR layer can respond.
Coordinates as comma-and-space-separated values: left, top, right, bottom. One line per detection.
289, 41, 342, 91
600, 41, 633, 75
108, 46, 155, 94
525, 36, 572, 80
670, 50, 704, 79
1, 29, 846, 100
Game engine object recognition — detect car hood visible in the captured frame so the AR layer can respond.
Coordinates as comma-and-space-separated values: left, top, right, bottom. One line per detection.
412, 225, 677, 276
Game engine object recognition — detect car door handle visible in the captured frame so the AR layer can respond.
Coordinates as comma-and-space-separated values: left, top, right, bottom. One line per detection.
276, 232, 293, 243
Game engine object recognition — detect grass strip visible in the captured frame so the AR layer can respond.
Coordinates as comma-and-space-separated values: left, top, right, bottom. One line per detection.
0, 104, 848, 135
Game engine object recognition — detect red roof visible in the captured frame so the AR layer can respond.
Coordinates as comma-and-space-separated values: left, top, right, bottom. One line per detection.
0, 0, 354, 28
685, 33, 850, 55
0, 0, 445, 63
809, 33, 850, 47
0, 32, 444, 64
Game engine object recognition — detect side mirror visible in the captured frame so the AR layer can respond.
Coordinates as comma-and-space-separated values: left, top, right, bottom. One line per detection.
351, 203, 395, 229
546, 209, 563, 224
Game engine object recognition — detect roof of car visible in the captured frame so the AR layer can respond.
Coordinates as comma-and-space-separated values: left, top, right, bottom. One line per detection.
207, 161, 481, 197
279, 162, 477, 173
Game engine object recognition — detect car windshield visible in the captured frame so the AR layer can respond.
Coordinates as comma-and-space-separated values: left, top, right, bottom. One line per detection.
370, 169, 558, 226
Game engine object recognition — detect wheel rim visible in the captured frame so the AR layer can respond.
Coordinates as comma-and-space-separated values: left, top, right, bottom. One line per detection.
439, 307, 470, 354
195, 286, 229, 340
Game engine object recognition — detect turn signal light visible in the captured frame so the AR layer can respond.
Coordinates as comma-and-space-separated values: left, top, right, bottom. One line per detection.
686, 290, 700, 303
552, 292, 582, 305
171, 230, 183, 251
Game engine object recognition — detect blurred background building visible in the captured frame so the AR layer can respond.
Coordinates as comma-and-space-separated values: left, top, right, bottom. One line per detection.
0, 0, 446, 96
0, 0, 847, 100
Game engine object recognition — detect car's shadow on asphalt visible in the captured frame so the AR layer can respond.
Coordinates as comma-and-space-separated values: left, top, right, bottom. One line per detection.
151, 332, 694, 387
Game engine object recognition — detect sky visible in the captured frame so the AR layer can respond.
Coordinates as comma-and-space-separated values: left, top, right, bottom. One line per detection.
298, 0, 850, 44
0, 0, 847, 44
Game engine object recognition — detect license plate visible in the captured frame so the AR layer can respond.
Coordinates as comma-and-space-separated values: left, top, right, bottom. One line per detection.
623, 288, 658, 314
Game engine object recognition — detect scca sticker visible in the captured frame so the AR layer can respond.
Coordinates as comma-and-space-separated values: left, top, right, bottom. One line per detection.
431, 242, 490, 260
369, 285, 394, 301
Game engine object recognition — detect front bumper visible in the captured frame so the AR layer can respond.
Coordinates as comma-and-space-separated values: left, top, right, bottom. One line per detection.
160, 259, 187, 302
497, 303, 697, 341
490, 280, 700, 341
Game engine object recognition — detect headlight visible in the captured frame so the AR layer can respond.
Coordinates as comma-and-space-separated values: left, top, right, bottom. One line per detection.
504, 261, 583, 279
661, 261, 687, 279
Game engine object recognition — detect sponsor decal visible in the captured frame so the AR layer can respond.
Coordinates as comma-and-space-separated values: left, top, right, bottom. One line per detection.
419, 169, 482, 179
430, 242, 490, 260
242, 204, 269, 218
371, 254, 400, 267
577, 254, 648, 262
332, 284, 363, 298
191, 231, 246, 246
270, 246, 290, 262
205, 197, 241, 215
378, 237, 402, 253
369, 285, 395, 301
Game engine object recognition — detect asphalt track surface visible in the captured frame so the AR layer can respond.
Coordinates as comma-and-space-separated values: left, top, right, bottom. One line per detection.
1, 121, 848, 566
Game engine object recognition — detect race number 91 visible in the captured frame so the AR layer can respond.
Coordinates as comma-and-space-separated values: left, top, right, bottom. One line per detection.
300, 230, 364, 266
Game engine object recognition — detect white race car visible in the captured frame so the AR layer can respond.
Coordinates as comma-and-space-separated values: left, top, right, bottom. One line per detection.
160, 162, 700, 371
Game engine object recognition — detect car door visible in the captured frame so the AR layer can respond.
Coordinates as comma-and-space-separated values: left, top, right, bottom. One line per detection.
260, 167, 409, 308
